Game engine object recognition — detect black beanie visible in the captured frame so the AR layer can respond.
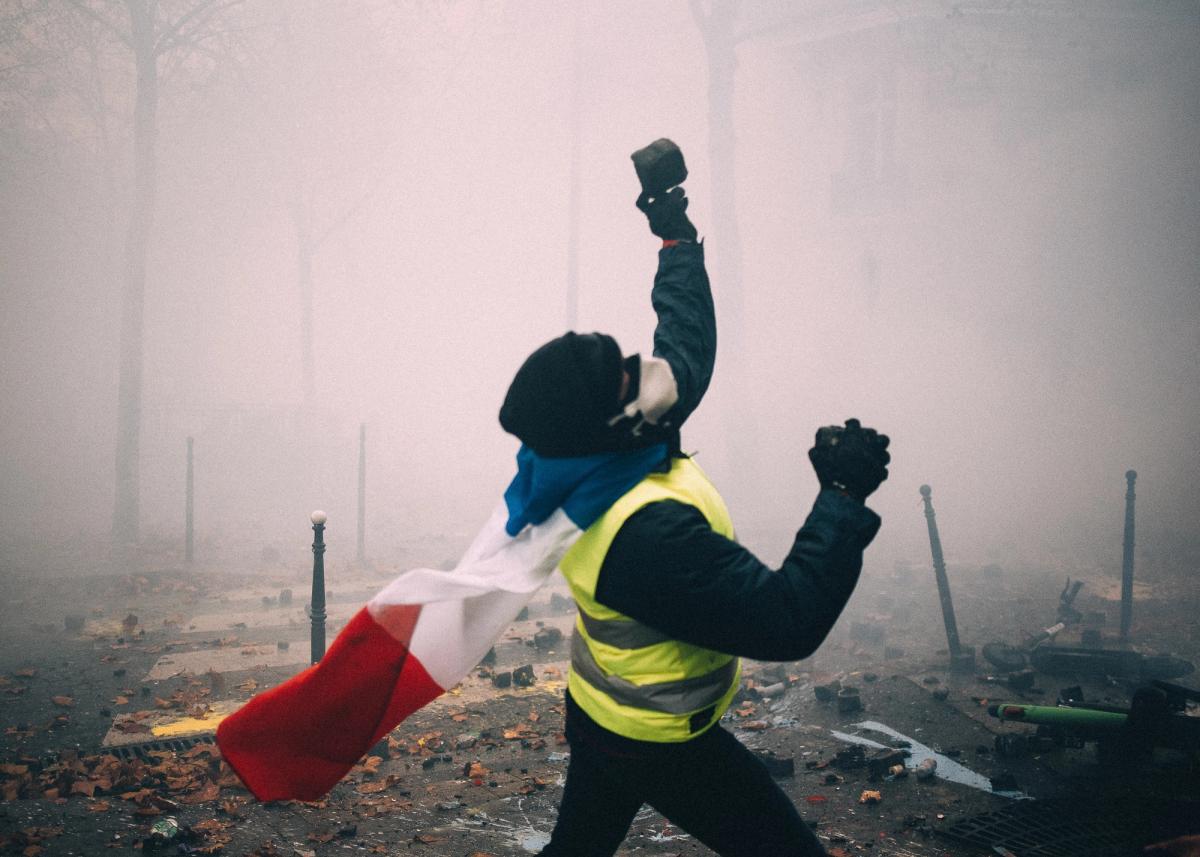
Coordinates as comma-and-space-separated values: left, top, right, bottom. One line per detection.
499, 332, 624, 457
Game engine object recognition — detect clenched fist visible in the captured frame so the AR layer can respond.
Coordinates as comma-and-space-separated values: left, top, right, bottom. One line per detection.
807, 418, 890, 501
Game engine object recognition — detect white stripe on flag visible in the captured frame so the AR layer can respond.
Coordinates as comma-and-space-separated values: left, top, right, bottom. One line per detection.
368, 504, 582, 605
368, 504, 584, 690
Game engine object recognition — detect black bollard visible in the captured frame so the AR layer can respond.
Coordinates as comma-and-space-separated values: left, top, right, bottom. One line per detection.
919, 485, 974, 672
185, 437, 194, 564
357, 423, 366, 565
1120, 470, 1137, 643
310, 510, 327, 663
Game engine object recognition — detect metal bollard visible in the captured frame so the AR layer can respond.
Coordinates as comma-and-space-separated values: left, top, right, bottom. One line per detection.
310, 510, 327, 663
919, 485, 974, 672
1120, 470, 1137, 643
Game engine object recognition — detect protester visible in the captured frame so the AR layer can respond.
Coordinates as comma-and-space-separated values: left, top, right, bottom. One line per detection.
497, 164, 890, 856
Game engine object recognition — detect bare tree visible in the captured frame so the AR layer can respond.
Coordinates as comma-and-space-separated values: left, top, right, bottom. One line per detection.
689, 0, 744, 349
5, 0, 243, 546
1, 2, 124, 240
73, 1, 241, 545
688, 0, 765, 496
216, 2, 394, 404
564, 9, 585, 331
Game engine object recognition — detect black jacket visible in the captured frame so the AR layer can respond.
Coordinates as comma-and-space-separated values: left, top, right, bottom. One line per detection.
596, 491, 879, 662
595, 241, 881, 662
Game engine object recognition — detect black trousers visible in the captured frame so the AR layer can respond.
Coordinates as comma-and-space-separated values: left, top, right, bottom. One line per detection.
540, 693, 825, 857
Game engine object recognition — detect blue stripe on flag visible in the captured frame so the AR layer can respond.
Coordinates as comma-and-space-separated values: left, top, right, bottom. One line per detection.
503, 444, 668, 536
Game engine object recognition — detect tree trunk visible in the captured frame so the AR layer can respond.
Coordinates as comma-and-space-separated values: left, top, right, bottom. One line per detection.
291, 185, 316, 402
564, 13, 583, 331
112, 0, 159, 545
696, 0, 743, 352
692, 0, 759, 496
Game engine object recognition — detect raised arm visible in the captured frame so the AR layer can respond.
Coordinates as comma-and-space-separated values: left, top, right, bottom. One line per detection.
630, 139, 714, 431
650, 242, 714, 429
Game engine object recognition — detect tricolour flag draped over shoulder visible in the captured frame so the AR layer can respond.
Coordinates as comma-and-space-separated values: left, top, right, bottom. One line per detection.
216, 443, 667, 802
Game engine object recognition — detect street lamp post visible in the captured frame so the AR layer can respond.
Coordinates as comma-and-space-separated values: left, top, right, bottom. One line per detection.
1119, 470, 1137, 643
310, 510, 327, 664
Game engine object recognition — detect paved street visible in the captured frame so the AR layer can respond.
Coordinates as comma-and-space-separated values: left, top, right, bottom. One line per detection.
2, 558, 1197, 855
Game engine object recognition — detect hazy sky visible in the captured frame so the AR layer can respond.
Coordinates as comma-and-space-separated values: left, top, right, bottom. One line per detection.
1, 1, 1197, 580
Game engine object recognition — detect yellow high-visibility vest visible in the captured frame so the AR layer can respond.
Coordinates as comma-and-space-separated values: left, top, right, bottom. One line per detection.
559, 455, 741, 742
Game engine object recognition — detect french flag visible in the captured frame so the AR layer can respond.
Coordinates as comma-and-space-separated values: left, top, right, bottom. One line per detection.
217, 443, 666, 802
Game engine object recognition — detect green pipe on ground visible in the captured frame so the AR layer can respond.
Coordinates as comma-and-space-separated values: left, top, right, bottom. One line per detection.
988, 703, 1128, 730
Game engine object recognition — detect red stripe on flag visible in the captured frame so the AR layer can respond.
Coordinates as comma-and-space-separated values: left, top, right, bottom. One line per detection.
216, 606, 442, 802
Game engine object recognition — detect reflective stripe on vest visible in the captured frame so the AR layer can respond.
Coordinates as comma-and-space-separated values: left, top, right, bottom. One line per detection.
577, 607, 672, 650
570, 631, 738, 715
559, 456, 740, 742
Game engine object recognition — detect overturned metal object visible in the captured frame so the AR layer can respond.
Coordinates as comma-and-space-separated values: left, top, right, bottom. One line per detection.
988, 680, 1200, 759
1028, 646, 1194, 680
982, 577, 1085, 672
982, 642, 1029, 672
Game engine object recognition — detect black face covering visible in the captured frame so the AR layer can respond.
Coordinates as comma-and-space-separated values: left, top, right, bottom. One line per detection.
499, 332, 623, 457
499, 332, 676, 458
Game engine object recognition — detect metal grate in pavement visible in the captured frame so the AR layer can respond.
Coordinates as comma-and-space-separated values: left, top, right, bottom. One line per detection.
106, 734, 215, 760
937, 799, 1137, 857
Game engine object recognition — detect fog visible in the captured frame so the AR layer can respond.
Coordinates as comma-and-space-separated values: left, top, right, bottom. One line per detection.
2, 0, 1197, 586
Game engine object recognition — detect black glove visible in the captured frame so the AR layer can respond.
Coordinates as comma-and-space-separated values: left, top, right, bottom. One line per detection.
807, 418, 890, 501
636, 187, 698, 242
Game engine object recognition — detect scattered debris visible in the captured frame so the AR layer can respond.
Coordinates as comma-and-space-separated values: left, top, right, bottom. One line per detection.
866, 748, 909, 778
7, 530, 1197, 856
532, 627, 563, 650
512, 664, 536, 687
814, 679, 842, 702
833, 746, 866, 770
752, 749, 794, 778
144, 816, 183, 849
837, 687, 863, 714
